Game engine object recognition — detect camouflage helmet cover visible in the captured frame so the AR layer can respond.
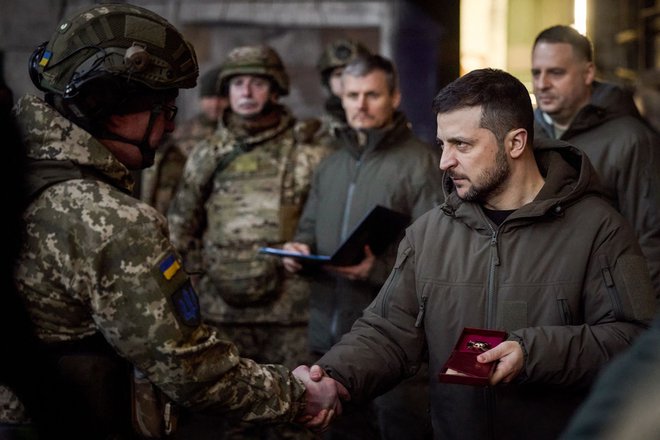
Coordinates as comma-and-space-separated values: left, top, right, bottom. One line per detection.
31, 3, 198, 96
217, 45, 289, 96
316, 38, 371, 75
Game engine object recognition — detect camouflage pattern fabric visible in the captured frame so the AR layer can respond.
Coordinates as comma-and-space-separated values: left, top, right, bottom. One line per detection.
1, 94, 306, 426
141, 113, 217, 215
168, 105, 331, 326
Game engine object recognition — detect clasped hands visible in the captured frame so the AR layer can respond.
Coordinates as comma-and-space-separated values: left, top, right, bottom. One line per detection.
292, 364, 350, 431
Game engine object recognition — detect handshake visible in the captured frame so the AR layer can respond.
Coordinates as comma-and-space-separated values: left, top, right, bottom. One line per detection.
292, 364, 350, 431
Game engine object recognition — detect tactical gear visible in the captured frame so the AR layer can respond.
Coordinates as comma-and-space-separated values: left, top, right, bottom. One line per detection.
29, 3, 198, 118
316, 38, 371, 75
218, 45, 289, 96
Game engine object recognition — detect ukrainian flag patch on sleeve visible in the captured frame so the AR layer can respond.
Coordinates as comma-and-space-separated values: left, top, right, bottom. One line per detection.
159, 254, 181, 280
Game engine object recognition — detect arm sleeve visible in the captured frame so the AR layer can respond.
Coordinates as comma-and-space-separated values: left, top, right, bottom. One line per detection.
615, 126, 660, 300
318, 235, 426, 401
87, 217, 305, 423
292, 166, 320, 248
511, 218, 656, 387
166, 140, 219, 273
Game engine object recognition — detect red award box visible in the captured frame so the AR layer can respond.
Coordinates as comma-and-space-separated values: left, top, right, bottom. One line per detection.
438, 327, 507, 386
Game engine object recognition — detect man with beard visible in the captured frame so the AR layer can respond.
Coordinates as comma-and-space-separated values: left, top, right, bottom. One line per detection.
531, 25, 660, 300
304, 68, 655, 440
283, 54, 441, 439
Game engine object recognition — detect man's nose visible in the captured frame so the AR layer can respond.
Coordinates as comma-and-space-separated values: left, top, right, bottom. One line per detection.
439, 147, 455, 171
535, 72, 550, 89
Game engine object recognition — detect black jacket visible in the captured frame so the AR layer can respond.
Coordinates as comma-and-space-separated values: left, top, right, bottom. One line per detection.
535, 81, 660, 301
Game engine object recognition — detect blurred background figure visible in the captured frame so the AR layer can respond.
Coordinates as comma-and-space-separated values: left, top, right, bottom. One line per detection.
284, 54, 441, 440
531, 25, 660, 301
168, 44, 331, 439
141, 65, 227, 215
315, 38, 371, 145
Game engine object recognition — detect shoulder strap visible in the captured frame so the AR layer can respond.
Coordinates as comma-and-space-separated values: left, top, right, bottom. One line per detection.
25, 159, 126, 203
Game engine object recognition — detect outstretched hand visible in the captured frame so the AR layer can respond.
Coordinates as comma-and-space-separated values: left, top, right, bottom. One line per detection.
292, 365, 351, 431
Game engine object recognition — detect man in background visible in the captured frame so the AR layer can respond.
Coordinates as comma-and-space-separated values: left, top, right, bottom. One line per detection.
531, 25, 660, 299
141, 65, 226, 214
168, 44, 331, 438
315, 38, 371, 145
284, 54, 441, 439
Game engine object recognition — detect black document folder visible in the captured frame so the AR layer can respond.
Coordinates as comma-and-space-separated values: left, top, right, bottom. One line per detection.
259, 205, 411, 266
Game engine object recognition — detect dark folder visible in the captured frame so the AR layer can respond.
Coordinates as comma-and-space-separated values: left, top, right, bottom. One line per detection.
259, 205, 411, 266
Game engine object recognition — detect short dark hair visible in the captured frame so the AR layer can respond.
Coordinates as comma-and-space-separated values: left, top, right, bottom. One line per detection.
343, 54, 398, 94
533, 25, 593, 62
432, 68, 534, 145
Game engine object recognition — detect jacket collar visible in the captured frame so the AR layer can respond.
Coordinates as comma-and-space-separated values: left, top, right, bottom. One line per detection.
336, 111, 412, 158
15, 94, 134, 193
441, 138, 601, 228
534, 81, 642, 139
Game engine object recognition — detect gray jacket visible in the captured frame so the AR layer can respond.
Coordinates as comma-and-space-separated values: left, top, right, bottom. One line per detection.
535, 81, 660, 300
318, 140, 655, 440
294, 111, 443, 353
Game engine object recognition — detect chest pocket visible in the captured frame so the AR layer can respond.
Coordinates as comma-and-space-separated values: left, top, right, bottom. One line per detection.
202, 142, 296, 307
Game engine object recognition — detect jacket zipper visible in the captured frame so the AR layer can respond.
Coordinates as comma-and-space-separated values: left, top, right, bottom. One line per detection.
483, 214, 500, 439
599, 255, 623, 320
414, 294, 428, 328
486, 225, 500, 329
380, 247, 411, 319
340, 156, 363, 240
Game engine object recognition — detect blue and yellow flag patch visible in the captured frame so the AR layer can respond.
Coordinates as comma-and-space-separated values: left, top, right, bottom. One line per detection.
159, 254, 181, 280
39, 50, 52, 67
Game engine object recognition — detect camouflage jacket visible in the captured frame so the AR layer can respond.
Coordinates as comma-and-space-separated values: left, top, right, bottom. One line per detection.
141, 112, 217, 215
168, 106, 330, 324
1, 95, 305, 425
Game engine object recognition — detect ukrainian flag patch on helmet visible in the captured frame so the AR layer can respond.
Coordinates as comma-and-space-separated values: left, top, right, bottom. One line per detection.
39, 50, 52, 67
159, 254, 181, 280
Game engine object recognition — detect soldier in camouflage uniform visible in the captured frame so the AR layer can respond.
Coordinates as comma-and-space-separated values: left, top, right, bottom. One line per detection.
167, 45, 331, 438
315, 38, 371, 146
0, 4, 345, 438
141, 66, 227, 215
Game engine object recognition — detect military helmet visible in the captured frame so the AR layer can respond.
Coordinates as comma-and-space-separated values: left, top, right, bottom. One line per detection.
29, 3, 198, 118
217, 45, 289, 96
316, 38, 371, 76
199, 65, 222, 97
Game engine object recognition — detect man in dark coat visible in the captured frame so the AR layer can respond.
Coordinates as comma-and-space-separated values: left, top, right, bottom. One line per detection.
304, 68, 655, 440
532, 25, 660, 300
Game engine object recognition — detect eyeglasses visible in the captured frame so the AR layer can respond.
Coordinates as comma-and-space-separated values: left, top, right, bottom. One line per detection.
155, 103, 178, 121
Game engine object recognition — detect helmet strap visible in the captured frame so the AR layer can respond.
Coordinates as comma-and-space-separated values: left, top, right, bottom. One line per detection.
97, 106, 162, 169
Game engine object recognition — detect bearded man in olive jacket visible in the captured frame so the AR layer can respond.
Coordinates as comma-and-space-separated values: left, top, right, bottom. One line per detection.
308, 68, 655, 440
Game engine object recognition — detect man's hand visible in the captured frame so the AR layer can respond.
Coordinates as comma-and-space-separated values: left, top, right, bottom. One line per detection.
325, 245, 375, 281
282, 242, 310, 273
476, 340, 524, 385
292, 365, 350, 431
